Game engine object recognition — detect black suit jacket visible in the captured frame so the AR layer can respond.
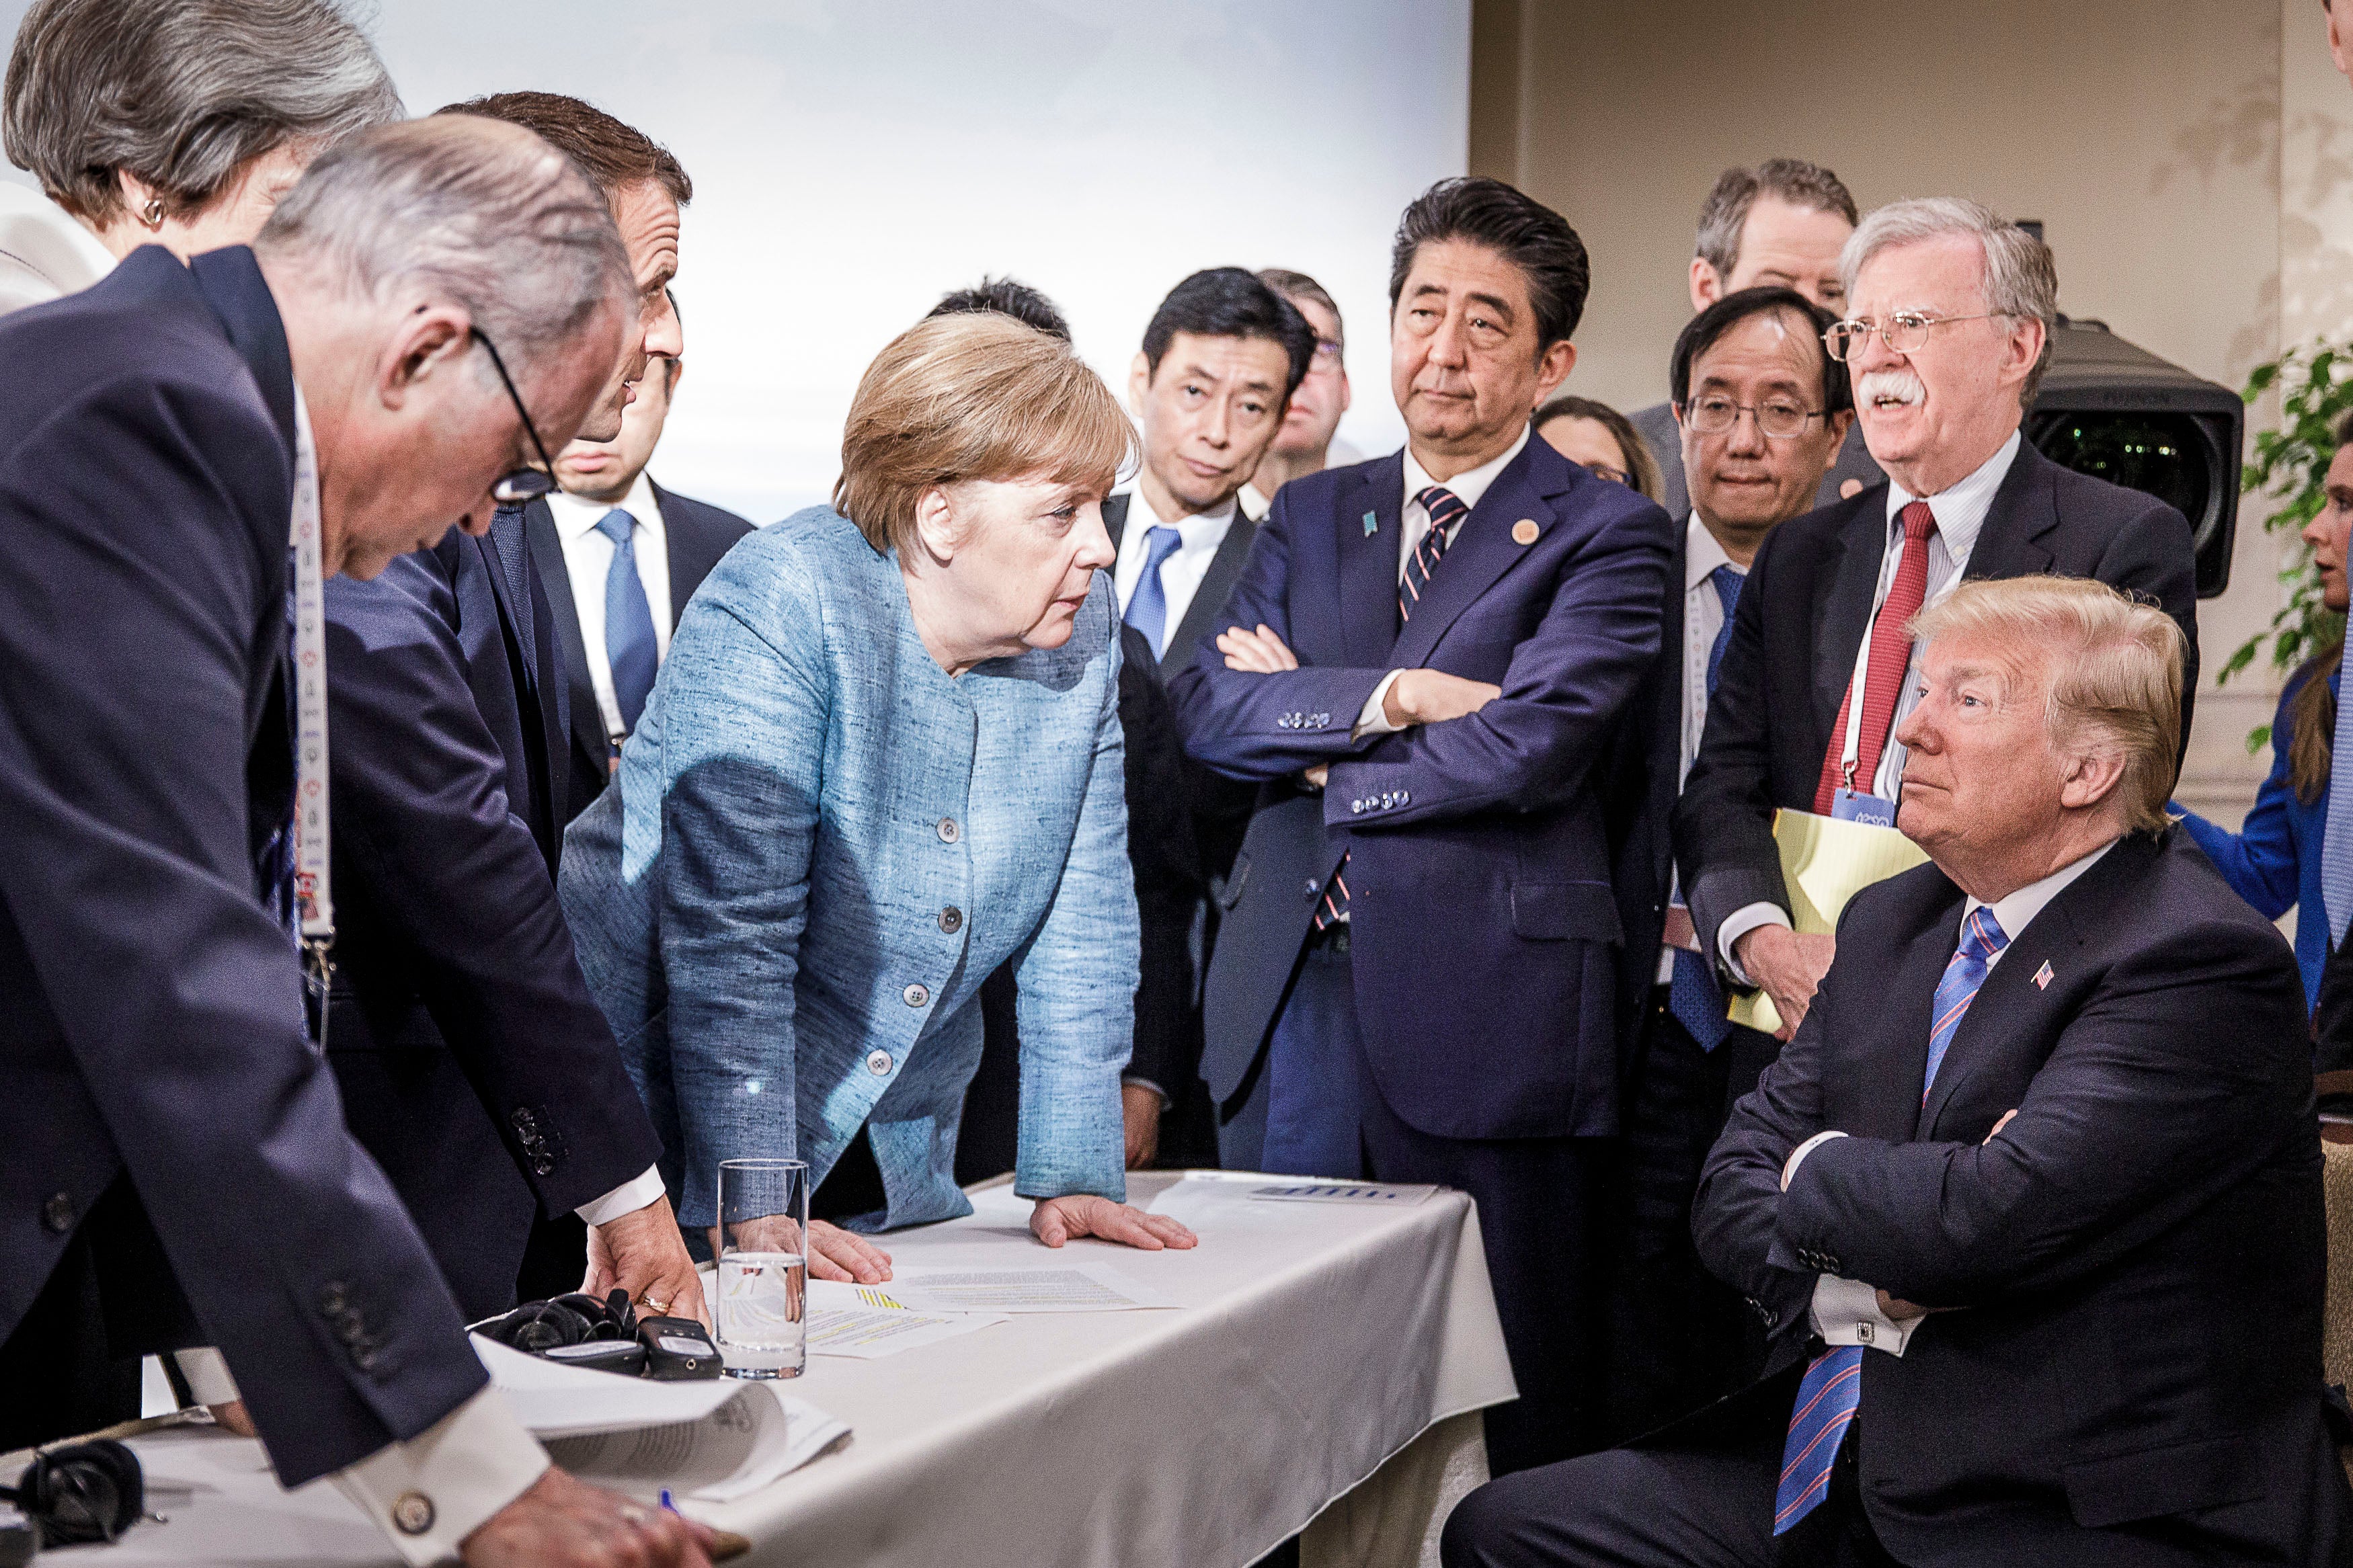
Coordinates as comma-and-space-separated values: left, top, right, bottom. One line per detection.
1676, 442, 2199, 975
0, 246, 487, 1485
321, 503, 662, 1319
525, 482, 754, 825
1693, 829, 2350, 1565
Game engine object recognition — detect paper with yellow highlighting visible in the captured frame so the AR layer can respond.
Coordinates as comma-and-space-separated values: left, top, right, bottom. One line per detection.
1727, 808, 1929, 1034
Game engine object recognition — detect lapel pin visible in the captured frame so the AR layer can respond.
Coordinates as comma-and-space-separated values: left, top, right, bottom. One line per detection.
2032, 960, 2054, 991
1363, 510, 1380, 536
1511, 519, 1540, 546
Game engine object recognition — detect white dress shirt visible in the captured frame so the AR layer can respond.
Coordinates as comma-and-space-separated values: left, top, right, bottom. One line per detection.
547, 476, 672, 746
1787, 836, 2116, 1356
1356, 426, 1532, 736
1110, 486, 1238, 659
1717, 430, 2025, 975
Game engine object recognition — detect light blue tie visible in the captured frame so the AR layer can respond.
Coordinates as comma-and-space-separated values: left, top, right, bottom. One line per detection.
2324, 673, 2353, 947
595, 507, 657, 734
1776, 903, 2007, 1534
1122, 525, 1185, 660
1669, 564, 1747, 1050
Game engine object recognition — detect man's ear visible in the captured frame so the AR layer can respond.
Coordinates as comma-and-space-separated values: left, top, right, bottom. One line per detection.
2059, 745, 2128, 813
2001, 315, 2048, 393
1128, 352, 1154, 418
380, 304, 473, 412
1531, 339, 1577, 407
911, 485, 960, 565
1690, 257, 1722, 313
1826, 408, 1856, 446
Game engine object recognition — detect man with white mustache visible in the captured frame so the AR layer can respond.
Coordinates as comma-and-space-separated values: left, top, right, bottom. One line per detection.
1675, 196, 2198, 1045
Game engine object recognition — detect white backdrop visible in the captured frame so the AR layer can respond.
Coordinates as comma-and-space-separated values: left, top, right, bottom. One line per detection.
1, 0, 1469, 524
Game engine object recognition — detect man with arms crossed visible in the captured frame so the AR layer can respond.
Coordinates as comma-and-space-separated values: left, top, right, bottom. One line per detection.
1174, 177, 1673, 1471
0, 120, 713, 1567
1448, 575, 2352, 1566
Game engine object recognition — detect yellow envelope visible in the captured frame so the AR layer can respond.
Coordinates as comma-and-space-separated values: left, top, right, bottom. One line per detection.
1727, 808, 1929, 1035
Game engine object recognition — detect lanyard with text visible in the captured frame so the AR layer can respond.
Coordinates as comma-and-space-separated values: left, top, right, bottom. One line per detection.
290, 395, 335, 1039
1833, 571, 1899, 829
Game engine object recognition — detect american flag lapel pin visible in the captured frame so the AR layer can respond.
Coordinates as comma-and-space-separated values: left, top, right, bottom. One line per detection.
2032, 960, 2055, 991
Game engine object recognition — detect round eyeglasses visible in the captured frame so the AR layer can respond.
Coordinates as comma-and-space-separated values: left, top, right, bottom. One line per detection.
1682, 394, 1829, 440
1822, 311, 2008, 362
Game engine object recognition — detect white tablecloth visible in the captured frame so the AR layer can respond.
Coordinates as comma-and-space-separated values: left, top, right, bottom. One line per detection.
78, 1171, 1515, 1567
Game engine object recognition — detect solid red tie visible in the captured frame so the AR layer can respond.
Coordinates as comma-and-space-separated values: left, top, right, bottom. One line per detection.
1812, 500, 1937, 814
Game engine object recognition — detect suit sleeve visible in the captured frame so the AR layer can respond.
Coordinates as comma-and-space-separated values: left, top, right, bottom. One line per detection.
0, 376, 483, 1485
1012, 591, 1138, 1200
2175, 684, 2302, 920
1676, 518, 1797, 979
1116, 624, 1201, 1096
323, 557, 663, 1216
643, 577, 828, 1229
1168, 487, 1390, 780
2094, 496, 2198, 753
1776, 914, 2309, 1306
1322, 498, 1672, 827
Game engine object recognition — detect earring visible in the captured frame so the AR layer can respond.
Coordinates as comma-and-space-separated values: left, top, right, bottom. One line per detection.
138, 196, 164, 231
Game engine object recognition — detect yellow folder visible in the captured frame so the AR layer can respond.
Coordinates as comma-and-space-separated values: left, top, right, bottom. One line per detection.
1726, 808, 1930, 1036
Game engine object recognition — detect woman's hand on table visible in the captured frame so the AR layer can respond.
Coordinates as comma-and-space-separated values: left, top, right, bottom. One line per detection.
1030, 1194, 1197, 1251
807, 1219, 893, 1284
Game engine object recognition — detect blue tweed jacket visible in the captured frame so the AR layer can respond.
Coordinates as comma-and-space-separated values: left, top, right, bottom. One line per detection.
559, 507, 1137, 1231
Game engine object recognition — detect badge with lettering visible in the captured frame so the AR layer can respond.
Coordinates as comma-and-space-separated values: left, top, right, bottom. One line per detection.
1829, 786, 1897, 828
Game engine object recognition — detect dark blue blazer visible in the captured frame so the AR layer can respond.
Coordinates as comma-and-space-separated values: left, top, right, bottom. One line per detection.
523, 483, 754, 825
1695, 829, 2350, 1564
1170, 436, 1675, 1140
0, 247, 485, 1484
321, 507, 661, 1319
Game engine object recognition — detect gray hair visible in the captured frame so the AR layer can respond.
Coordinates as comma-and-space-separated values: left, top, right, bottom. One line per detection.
4, 0, 400, 224
1693, 158, 1859, 280
254, 118, 635, 395
1841, 196, 2059, 405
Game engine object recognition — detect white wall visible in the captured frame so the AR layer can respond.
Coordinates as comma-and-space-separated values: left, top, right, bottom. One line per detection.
1, 0, 1469, 523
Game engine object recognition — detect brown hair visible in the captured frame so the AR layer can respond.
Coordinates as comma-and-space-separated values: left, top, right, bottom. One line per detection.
1533, 395, 1663, 503
833, 313, 1133, 557
1907, 576, 2184, 834
1257, 267, 1343, 344
435, 90, 689, 206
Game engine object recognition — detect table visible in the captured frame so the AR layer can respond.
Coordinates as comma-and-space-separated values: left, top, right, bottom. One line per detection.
73, 1171, 1515, 1568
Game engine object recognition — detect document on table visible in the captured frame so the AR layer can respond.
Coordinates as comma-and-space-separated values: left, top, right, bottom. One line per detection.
805, 1279, 1009, 1358
472, 1335, 850, 1501
1147, 1171, 1436, 1230
876, 1260, 1178, 1314
1246, 1181, 1435, 1206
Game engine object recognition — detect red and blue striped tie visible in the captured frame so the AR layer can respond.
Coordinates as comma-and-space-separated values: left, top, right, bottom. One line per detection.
1775, 904, 2008, 1532
1313, 485, 1467, 931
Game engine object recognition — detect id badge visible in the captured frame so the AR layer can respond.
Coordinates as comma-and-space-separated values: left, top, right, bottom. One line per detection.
1829, 786, 1897, 827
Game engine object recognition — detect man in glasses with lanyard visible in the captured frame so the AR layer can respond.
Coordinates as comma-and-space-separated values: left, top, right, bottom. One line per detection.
1676, 197, 2198, 1053
312, 91, 701, 1337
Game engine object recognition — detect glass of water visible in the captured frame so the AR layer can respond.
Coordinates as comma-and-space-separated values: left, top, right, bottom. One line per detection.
715, 1158, 809, 1379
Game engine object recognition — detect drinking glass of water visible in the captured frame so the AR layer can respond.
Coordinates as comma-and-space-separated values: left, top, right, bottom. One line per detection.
715, 1158, 809, 1379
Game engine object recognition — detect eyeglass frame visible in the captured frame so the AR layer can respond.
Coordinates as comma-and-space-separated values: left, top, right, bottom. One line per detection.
1679, 393, 1835, 442
1821, 310, 2011, 363
470, 327, 562, 505
1307, 336, 1345, 370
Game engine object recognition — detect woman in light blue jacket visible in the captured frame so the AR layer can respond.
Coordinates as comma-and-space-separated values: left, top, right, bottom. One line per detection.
561, 312, 1197, 1278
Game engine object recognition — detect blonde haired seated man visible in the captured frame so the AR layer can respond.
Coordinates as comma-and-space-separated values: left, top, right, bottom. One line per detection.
1447, 576, 2353, 1567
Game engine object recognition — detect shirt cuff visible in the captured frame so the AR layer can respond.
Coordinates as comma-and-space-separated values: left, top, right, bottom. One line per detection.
1121, 1074, 1170, 1108
1717, 901, 1793, 987
333, 1386, 550, 1567
1782, 1128, 1847, 1191
174, 1348, 240, 1406
1809, 1273, 1918, 1358
574, 1164, 666, 1227
1353, 670, 1407, 739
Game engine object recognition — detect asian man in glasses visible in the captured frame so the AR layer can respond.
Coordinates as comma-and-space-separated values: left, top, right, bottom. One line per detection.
308, 93, 702, 1343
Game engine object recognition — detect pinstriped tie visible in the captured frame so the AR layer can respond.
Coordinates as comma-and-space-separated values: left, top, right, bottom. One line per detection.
1775, 903, 2008, 1534
1312, 485, 1468, 932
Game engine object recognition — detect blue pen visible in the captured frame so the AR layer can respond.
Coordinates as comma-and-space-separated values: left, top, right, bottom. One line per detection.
660, 1489, 678, 1516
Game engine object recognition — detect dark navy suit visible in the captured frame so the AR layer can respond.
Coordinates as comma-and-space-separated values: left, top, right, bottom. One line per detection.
0, 247, 486, 1482
321, 501, 661, 1321
523, 483, 753, 827
1171, 434, 1674, 1470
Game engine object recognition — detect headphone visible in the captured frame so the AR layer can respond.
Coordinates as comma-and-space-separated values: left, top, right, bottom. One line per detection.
3, 1439, 145, 1546
478, 1288, 637, 1354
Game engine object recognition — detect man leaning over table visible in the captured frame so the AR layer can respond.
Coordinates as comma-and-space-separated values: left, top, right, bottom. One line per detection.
1447, 575, 2353, 1567
1674, 196, 2198, 1049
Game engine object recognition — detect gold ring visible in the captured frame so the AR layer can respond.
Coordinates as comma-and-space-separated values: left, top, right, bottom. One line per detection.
637, 1294, 670, 1315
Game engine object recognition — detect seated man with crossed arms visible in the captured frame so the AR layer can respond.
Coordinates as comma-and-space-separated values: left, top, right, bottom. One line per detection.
1446, 575, 2351, 1567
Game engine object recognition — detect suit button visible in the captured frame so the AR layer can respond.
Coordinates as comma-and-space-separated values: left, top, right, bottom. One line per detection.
391, 1491, 436, 1536
939, 907, 963, 934
1277, 715, 1292, 729
40, 1192, 75, 1234
319, 1282, 349, 1315
1398, 790, 1411, 806
1313, 713, 1328, 727
1304, 880, 1320, 899
866, 1049, 893, 1077
351, 1344, 379, 1372
532, 1158, 556, 1177
1351, 800, 1364, 814
936, 817, 960, 843
903, 983, 929, 1008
